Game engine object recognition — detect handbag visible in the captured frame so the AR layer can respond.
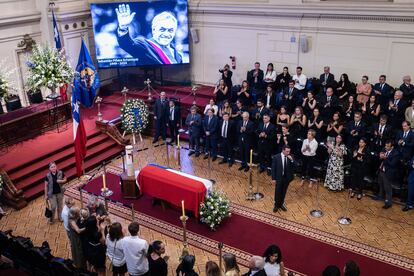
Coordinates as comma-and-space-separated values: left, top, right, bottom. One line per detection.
44, 200, 52, 218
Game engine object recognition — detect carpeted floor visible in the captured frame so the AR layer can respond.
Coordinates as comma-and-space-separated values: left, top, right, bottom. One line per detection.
76, 170, 414, 276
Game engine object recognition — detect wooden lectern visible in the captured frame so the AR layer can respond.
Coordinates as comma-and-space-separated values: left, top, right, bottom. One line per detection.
120, 172, 139, 199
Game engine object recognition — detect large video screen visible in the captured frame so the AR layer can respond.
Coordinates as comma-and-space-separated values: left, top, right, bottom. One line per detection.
91, 0, 189, 68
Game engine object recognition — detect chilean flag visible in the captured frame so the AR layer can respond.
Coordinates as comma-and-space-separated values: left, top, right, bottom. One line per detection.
52, 9, 62, 49
72, 39, 99, 176
72, 93, 87, 177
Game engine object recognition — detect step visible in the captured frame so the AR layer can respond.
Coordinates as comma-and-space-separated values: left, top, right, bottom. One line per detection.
6, 130, 102, 175
23, 145, 123, 200
9, 133, 110, 182
15, 140, 120, 191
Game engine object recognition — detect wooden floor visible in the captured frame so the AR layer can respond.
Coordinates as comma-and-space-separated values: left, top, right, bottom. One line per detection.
1, 136, 414, 275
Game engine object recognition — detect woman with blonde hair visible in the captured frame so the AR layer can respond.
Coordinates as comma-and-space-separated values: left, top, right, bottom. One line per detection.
68, 206, 86, 268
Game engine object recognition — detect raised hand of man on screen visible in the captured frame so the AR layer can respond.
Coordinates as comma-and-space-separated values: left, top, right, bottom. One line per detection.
115, 4, 136, 31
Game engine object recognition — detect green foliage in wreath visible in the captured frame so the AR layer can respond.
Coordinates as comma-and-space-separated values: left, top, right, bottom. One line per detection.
199, 190, 231, 230
120, 99, 150, 134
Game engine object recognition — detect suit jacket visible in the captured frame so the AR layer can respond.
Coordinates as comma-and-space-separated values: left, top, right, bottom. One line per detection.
395, 130, 414, 159
371, 123, 393, 146
203, 115, 219, 138
346, 120, 366, 138
374, 82, 393, 107
242, 269, 267, 276
319, 73, 335, 87
154, 98, 169, 120
271, 153, 294, 183
261, 92, 276, 109
400, 83, 414, 100
380, 149, 401, 181
318, 94, 339, 108
185, 113, 202, 137
219, 119, 236, 143
387, 99, 407, 127
247, 69, 264, 89
405, 106, 414, 127
252, 107, 271, 122
256, 122, 276, 148
237, 120, 255, 145
167, 106, 180, 124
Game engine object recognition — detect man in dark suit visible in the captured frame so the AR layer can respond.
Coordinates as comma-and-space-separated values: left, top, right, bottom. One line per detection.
283, 80, 301, 112
319, 66, 335, 92
395, 121, 414, 161
371, 115, 393, 153
247, 62, 264, 103
167, 100, 180, 144
346, 112, 366, 149
373, 75, 393, 110
203, 108, 219, 161
377, 141, 400, 209
318, 87, 339, 120
185, 106, 202, 157
252, 99, 271, 124
218, 112, 235, 167
242, 256, 267, 276
271, 145, 294, 212
400, 75, 414, 102
403, 156, 414, 212
153, 91, 169, 143
256, 114, 276, 173
387, 90, 407, 130
237, 111, 255, 172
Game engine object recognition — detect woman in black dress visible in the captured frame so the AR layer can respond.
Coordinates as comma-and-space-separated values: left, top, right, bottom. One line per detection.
308, 108, 324, 141
337, 73, 352, 104
362, 94, 380, 128
221, 64, 233, 90
176, 254, 198, 276
343, 94, 359, 122
289, 106, 307, 139
148, 240, 168, 276
237, 80, 251, 107
326, 112, 344, 145
214, 79, 229, 107
276, 105, 290, 133
84, 216, 106, 275
275, 66, 291, 92
302, 91, 317, 118
351, 138, 369, 200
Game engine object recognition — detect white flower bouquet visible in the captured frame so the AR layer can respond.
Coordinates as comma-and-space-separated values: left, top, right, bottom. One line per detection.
120, 99, 150, 134
199, 190, 231, 230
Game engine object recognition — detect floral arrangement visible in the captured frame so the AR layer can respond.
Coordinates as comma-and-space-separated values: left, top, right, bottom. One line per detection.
120, 99, 149, 134
199, 190, 231, 230
26, 44, 74, 90
0, 59, 18, 99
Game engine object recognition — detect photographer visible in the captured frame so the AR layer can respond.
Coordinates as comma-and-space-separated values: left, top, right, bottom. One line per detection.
219, 64, 233, 90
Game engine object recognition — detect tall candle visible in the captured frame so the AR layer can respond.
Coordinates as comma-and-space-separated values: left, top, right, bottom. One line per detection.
250, 149, 253, 166
102, 174, 107, 190
181, 200, 185, 217
177, 134, 180, 148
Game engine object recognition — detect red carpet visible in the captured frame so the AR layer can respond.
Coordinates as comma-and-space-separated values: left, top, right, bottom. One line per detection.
80, 172, 414, 276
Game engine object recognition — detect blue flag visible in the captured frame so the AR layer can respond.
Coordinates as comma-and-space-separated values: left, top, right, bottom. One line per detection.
52, 10, 62, 49
73, 39, 100, 108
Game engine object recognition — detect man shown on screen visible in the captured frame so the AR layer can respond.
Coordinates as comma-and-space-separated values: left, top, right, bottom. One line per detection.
116, 3, 183, 65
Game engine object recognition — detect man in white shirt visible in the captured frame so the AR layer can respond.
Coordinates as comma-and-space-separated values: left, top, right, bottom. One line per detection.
301, 130, 318, 187
61, 197, 74, 238
292, 66, 307, 91
122, 222, 149, 276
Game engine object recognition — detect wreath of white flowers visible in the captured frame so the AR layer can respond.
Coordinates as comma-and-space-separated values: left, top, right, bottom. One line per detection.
199, 190, 231, 230
120, 99, 149, 134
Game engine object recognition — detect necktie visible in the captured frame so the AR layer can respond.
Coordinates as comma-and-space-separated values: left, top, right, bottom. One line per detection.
170, 108, 174, 121
355, 122, 358, 128
208, 117, 211, 126
404, 132, 408, 139
283, 156, 287, 176
328, 96, 331, 102
379, 125, 384, 135
191, 114, 194, 121
243, 120, 247, 128
223, 121, 227, 138
325, 74, 328, 81
264, 123, 268, 131
381, 83, 384, 90
289, 88, 292, 96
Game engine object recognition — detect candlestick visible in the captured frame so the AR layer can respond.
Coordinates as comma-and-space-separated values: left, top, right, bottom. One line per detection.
249, 149, 253, 166
102, 173, 107, 189
181, 200, 185, 217
177, 134, 180, 148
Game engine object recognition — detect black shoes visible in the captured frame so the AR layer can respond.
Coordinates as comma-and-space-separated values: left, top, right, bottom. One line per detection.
259, 167, 266, 173
238, 165, 245, 171
195, 152, 200, 157
228, 162, 233, 168
203, 154, 209, 159
219, 160, 227, 165
280, 206, 288, 212
188, 151, 195, 156
212, 156, 217, 162
244, 166, 250, 172
273, 207, 278, 213
382, 204, 392, 209
402, 206, 413, 212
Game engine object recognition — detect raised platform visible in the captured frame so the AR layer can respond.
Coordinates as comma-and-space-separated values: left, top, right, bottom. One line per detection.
0, 85, 213, 201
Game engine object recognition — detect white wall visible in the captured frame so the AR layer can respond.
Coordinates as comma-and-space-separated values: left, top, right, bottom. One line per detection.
189, 0, 414, 87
